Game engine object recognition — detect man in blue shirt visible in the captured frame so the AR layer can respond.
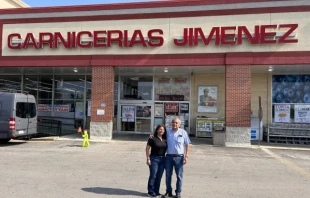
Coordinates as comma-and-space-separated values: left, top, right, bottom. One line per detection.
164, 118, 191, 198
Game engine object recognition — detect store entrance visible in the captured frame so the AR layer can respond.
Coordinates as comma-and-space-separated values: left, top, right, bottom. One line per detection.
119, 104, 153, 133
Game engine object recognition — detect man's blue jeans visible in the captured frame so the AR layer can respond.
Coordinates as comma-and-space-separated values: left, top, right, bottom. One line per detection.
165, 155, 184, 194
148, 156, 165, 195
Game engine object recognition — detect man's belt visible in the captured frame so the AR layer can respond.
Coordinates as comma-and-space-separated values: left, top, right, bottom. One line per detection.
167, 154, 184, 157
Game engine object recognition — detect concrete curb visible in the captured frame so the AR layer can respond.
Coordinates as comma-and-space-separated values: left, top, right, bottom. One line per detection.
57, 137, 117, 143
28, 136, 59, 141
226, 145, 310, 151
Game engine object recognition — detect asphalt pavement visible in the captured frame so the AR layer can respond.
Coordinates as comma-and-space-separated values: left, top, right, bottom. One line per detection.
0, 137, 309, 198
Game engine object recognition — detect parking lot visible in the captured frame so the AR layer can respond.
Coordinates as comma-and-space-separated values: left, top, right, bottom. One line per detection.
0, 138, 309, 198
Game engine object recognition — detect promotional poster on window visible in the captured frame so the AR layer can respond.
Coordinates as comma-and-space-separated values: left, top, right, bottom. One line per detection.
38, 104, 70, 112
155, 103, 164, 117
274, 104, 291, 123
272, 75, 310, 104
197, 86, 218, 113
294, 105, 310, 123
121, 105, 135, 122
75, 102, 84, 119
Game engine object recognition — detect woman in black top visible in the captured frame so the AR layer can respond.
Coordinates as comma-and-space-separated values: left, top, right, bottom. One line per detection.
146, 124, 167, 197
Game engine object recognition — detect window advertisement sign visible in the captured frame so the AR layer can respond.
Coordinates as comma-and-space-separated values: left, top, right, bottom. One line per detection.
38, 104, 52, 111
155, 103, 164, 117
272, 75, 310, 104
121, 105, 135, 122
154, 76, 190, 101
197, 86, 218, 113
172, 77, 190, 101
164, 103, 179, 113
53, 105, 70, 112
87, 101, 91, 117
75, 102, 84, 119
274, 104, 291, 123
294, 105, 310, 123
180, 103, 189, 113
38, 104, 70, 112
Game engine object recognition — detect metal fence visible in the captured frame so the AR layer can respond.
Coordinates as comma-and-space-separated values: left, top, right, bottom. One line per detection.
37, 119, 62, 136
265, 123, 310, 145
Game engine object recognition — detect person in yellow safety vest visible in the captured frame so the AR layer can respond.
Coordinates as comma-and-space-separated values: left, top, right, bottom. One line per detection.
82, 130, 90, 147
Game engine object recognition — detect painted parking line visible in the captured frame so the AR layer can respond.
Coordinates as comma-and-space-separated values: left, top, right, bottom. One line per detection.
262, 148, 310, 178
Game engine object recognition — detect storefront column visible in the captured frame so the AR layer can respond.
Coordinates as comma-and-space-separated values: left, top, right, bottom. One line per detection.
90, 66, 114, 140
225, 65, 251, 146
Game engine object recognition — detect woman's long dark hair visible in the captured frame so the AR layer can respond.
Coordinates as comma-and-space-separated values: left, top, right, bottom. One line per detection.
154, 124, 167, 140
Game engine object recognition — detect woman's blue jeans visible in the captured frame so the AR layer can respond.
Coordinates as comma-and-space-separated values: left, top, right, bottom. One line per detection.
147, 155, 165, 195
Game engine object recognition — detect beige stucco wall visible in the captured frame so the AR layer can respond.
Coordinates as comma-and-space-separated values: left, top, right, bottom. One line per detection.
0, 0, 29, 8
2, 12, 307, 56
190, 73, 225, 134
251, 73, 272, 126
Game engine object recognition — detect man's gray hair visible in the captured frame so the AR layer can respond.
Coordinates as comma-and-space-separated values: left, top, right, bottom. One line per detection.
172, 117, 181, 123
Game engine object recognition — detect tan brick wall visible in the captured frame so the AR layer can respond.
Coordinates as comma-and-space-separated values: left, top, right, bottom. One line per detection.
91, 66, 114, 122
226, 65, 251, 127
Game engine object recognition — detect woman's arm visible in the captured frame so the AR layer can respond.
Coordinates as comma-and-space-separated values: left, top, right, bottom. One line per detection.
145, 145, 151, 165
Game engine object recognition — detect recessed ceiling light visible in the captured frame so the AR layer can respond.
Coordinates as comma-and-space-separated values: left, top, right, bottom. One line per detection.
73, 68, 78, 73
164, 68, 168, 73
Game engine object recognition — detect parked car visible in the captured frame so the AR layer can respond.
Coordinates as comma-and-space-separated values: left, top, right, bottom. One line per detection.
0, 92, 37, 143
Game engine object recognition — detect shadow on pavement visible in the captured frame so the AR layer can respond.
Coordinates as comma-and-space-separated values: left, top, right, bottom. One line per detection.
0, 141, 27, 147
112, 133, 213, 145
81, 187, 146, 197
113, 133, 150, 142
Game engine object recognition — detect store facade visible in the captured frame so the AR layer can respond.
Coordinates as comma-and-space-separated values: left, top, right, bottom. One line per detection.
1, 0, 310, 146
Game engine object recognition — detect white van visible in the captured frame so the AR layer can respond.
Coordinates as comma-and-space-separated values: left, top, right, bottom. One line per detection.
0, 92, 37, 143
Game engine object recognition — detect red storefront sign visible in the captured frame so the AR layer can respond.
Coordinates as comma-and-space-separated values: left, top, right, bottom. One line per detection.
174, 77, 187, 83
7, 24, 298, 49
165, 103, 179, 113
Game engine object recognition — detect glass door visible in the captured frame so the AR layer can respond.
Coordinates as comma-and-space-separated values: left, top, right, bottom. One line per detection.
136, 105, 152, 133
120, 104, 153, 133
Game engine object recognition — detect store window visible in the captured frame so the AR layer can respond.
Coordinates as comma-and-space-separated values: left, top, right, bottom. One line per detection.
113, 75, 119, 131
54, 75, 85, 100
154, 76, 190, 101
37, 75, 53, 115
24, 76, 38, 99
120, 76, 153, 100
86, 75, 92, 100
0, 67, 23, 74
272, 75, 310, 123
54, 75, 86, 135
86, 75, 92, 130
0, 76, 22, 92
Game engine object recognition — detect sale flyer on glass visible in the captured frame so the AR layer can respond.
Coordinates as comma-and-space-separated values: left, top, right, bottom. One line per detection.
294, 105, 310, 123
274, 104, 290, 123
122, 105, 135, 122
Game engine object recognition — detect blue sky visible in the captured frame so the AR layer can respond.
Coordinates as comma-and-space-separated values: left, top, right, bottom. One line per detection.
23, 0, 154, 7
